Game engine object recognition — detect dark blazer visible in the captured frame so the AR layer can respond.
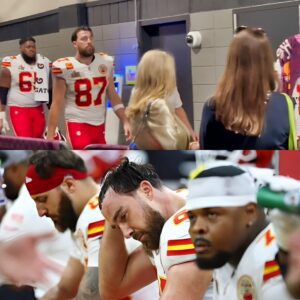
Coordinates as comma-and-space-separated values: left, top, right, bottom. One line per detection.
200, 92, 290, 150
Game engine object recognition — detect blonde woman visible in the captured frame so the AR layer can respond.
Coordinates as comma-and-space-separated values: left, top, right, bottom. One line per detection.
200, 27, 294, 149
127, 50, 197, 150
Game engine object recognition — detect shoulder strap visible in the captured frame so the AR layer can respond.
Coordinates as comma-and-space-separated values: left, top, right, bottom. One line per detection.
131, 100, 155, 144
282, 93, 297, 150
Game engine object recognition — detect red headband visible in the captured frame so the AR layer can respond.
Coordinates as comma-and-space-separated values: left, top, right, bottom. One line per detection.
25, 165, 88, 196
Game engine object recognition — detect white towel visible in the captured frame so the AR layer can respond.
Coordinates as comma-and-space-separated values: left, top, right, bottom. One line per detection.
34, 54, 50, 102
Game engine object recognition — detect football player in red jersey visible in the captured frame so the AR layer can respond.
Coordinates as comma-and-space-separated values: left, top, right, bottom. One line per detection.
0, 37, 51, 137
47, 26, 131, 149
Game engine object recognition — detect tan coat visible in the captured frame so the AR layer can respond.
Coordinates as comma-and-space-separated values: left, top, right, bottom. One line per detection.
130, 99, 191, 150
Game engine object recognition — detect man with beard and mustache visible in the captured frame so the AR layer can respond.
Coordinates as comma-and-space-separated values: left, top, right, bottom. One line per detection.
0, 37, 51, 137
99, 157, 212, 300
0, 150, 72, 300
26, 150, 158, 300
47, 26, 131, 149
187, 162, 293, 300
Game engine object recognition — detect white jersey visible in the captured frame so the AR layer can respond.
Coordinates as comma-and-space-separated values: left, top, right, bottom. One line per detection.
74, 195, 105, 267
52, 53, 114, 125
151, 205, 213, 299
213, 224, 293, 300
0, 185, 72, 297
1, 54, 51, 107
75, 195, 159, 299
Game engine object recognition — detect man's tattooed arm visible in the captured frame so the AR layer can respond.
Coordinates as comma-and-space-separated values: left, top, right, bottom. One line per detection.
76, 267, 100, 300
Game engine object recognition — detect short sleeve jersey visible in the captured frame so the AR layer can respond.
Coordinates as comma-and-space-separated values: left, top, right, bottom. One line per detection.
75, 195, 159, 300
1, 54, 51, 107
52, 53, 114, 125
213, 224, 293, 300
151, 206, 196, 294
74, 195, 105, 267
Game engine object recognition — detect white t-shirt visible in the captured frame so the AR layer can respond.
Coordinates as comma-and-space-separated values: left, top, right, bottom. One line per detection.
52, 53, 114, 125
0, 185, 72, 297
130, 87, 183, 111
168, 88, 183, 109
213, 224, 293, 300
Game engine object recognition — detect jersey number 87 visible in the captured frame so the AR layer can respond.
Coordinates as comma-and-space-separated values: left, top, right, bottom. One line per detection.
75, 77, 108, 107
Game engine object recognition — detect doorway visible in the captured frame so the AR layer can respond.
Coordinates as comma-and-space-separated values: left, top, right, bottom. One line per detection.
139, 19, 194, 124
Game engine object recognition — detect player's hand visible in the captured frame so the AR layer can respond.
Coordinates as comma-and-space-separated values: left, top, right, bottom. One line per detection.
0, 233, 63, 286
276, 38, 292, 60
45, 131, 55, 141
262, 175, 300, 192
123, 121, 132, 141
0, 111, 10, 134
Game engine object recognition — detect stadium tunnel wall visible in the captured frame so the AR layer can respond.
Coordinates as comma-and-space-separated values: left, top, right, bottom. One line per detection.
0, 0, 298, 138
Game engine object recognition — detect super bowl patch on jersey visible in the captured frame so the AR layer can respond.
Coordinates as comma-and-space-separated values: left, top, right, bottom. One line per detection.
237, 275, 256, 300
99, 64, 108, 75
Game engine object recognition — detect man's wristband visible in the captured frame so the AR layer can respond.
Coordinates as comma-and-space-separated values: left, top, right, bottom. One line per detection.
112, 103, 125, 112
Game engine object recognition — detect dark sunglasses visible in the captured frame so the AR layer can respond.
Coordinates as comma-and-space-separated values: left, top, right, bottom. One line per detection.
235, 25, 266, 35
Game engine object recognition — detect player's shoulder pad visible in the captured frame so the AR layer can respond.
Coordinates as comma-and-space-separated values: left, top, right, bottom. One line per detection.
1, 56, 14, 68
38, 54, 51, 64
52, 57, 75, 75
97, 52, 114, 63
162, 208, 193, 250
160, 208, 195, 272
87, 219, 105, 240
263, 259, 281, 283
2, 55, 17, 62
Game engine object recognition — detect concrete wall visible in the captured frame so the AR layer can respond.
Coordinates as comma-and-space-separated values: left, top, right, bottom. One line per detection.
0, 21, 138, 141
0, 0, 82, 22
11, 21, 138, 88
190, 9, 233, 133
0, 0, 299, 139
0, 29, 74, 61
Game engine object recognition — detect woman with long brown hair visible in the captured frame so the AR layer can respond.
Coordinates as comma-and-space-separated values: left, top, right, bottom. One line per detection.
200, 27, 293, 149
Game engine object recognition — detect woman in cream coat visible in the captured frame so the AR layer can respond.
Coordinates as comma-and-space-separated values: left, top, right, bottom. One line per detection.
127, 49, 198, 150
